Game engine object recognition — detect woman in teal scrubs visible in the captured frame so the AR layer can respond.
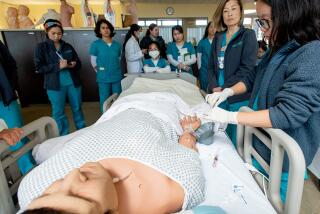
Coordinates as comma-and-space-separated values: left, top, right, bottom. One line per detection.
166, 25, 196, 74
35, 19, 85, 136
90, 19, 122, 113
0, 41, 34, 174
197, 21, 216, 91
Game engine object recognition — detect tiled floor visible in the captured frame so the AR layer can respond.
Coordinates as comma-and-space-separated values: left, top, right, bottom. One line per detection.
21, 102, 320, 214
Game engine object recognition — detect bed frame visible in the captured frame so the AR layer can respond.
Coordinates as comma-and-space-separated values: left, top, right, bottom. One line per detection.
0, 74, 306, 214
237, 106, 306, 214
0, 117, 59, 214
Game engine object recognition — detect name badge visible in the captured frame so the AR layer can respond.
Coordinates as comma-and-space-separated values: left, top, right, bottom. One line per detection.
99, 67, 105, 71
218, 57, 224, 69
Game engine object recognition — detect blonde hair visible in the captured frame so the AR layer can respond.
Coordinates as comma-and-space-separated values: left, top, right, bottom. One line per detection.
213, 0, 244, 32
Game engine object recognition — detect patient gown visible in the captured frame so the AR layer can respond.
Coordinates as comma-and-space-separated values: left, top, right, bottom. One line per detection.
18, 109, 205, 211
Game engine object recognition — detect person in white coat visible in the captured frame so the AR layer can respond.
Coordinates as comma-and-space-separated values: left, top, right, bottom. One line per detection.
123, 24, 147, 74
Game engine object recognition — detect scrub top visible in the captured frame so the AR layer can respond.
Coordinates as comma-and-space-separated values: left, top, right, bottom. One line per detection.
167, 41, 195, 73
57, 48, 73, 87
143, 58, 168, 68
197, 38, 212, 89
217, 32, 239, 87
90, 39, 122, 83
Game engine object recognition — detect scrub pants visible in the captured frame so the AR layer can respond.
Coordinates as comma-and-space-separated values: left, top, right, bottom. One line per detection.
219, 100, 249, 147
0, 100, 35, 174
98, 81, 122, 113
47, 85, 85, 136
199, 68, 208, 91
252, 159, 308, 202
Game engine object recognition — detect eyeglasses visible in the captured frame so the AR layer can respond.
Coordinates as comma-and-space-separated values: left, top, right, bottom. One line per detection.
255, 18, 271, 30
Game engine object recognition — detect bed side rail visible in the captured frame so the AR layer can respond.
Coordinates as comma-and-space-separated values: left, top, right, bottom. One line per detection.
0, 117, 59, 214
237, 106, 305, 214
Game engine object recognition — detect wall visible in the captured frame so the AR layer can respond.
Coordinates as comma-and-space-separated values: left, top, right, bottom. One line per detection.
0, 1, 122, 28
0, 1, 256, 29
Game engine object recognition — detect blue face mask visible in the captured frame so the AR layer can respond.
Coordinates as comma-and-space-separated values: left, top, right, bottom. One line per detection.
195, 122, 215, 145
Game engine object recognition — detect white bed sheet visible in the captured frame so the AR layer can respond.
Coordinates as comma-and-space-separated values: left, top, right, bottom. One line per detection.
32, 78, 276, 213
198, 132, 276, 214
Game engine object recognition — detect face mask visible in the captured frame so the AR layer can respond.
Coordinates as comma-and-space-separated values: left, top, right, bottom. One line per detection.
149, 50, 160, 59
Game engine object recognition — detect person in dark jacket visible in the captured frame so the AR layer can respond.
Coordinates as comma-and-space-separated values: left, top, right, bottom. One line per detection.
34, 19, 85, 136
207, 0, 258, 145
205, 0, 320, 202
140, 23, 166, 59
0, 40, 35, 174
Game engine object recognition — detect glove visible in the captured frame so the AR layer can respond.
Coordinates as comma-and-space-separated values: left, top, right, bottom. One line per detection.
203, 107, 238, 124
205, 88, 234, 107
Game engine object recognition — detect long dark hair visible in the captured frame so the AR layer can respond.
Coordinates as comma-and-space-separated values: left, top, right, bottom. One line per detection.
146, 23, 157, 37
202, 21, 212, 39
123, 24, 141, 51
257, 0, 320, 54
94, 19, 115, 38
171, 25, 184, 42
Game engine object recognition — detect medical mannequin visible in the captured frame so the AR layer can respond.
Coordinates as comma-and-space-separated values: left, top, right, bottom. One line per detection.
122, 0, 138, 25
81, 0, 95, 27
18, 5, 34, 29
6, 7, 19, 29
35, 9, 60, 26
60, 0, 74, 27
104, 0, 116, 27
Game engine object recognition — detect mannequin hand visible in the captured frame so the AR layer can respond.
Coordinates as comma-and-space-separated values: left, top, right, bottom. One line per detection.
180, 116, 201, 131
203, 107, 238, 124
59, 59, 68, 69
205, 88, 234, 107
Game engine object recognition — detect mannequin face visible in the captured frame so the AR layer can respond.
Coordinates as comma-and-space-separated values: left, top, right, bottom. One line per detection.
27, 162, 118, 214
18, 5, 29, 16
47, 27, 63, 43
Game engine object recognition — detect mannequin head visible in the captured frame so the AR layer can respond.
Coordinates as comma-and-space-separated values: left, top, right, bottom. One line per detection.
7, 7, 18, 17
18, 5, 30, 16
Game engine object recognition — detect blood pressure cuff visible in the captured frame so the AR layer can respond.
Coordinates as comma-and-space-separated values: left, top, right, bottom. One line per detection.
195, 122, 215, 145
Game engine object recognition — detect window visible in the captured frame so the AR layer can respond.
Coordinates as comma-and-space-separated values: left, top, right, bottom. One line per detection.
138, 20, 145, 26
146, 20, 157, 26
195, 19, 208, 26
243, 18, 252, 25
162, 20, 179, 26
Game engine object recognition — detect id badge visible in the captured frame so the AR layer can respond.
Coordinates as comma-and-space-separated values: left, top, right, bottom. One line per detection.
99, 67, 105, 71
218, 57, 224, 69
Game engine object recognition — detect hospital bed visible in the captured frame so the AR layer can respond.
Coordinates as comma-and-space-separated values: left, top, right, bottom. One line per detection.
0, 73, 305, 214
